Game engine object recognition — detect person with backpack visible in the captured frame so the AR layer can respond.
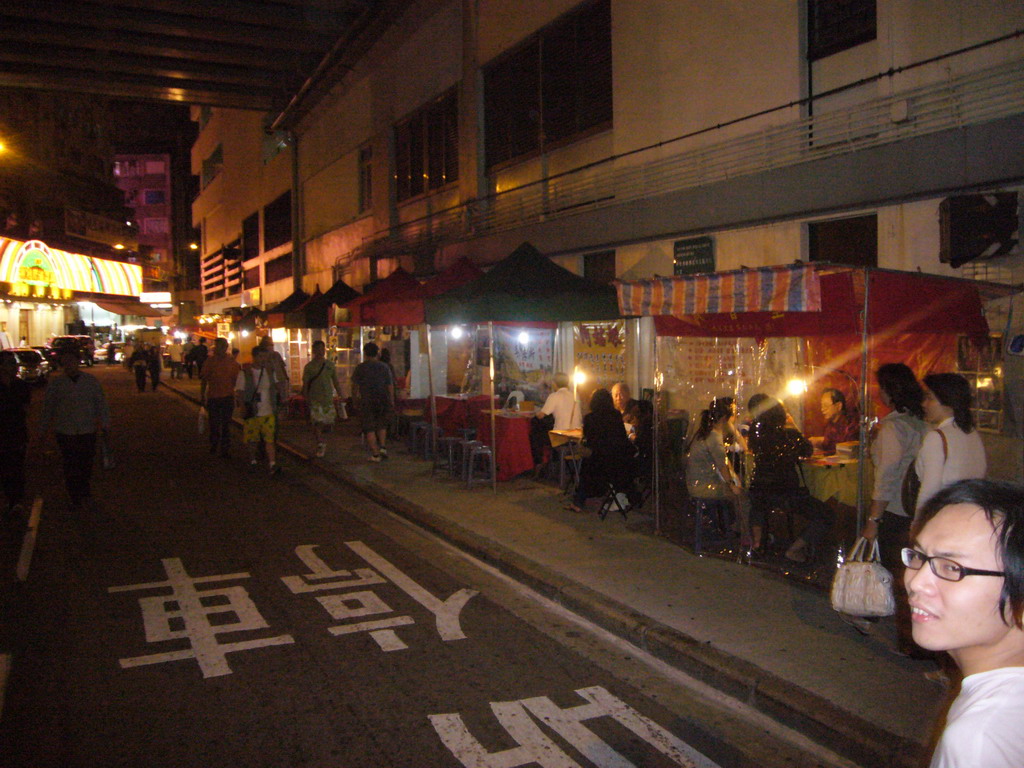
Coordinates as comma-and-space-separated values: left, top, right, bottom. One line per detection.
302, 340, 342, 458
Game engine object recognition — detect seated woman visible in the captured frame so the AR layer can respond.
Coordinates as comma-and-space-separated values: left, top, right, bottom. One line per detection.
685, 397, 745, 535
569, 388, 638, 513
746, 394, 833, 561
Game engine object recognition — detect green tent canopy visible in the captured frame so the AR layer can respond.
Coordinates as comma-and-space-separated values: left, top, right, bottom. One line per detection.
423, 242, 621, 324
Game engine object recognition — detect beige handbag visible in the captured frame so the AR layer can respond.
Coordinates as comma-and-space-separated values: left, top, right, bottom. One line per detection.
830, 537, 896, 617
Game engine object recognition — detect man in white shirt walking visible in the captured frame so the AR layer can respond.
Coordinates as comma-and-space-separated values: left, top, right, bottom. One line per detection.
904, 479, 1024, 767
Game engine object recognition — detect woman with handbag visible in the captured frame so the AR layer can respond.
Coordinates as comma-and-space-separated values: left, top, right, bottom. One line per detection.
684, 397, 746, 541
914, 373, 987, 515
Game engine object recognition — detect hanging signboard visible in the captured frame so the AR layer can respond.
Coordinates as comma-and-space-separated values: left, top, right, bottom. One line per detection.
673, 236, 714, 276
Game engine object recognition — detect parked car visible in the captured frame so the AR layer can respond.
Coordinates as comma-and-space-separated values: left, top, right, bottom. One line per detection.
49, 335, 93, 366
32, 345, 60, 367
9, 347, 49, 384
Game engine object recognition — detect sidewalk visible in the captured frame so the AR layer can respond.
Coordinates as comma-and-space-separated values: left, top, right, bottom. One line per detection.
168, 375, 946, 768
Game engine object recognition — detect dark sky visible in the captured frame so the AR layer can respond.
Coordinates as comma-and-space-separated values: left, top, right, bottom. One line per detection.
107, 100, 197, 155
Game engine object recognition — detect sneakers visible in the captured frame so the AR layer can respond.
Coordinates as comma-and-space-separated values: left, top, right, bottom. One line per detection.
379, 447, 388, 460
369, 453, 383, 463
315, 443, 326, 458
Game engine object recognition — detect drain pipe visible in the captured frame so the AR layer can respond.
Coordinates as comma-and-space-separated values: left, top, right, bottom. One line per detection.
289, 130, 303, 295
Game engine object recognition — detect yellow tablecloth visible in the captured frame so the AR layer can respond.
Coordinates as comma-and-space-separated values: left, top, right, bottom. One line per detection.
800, 458, 868, 508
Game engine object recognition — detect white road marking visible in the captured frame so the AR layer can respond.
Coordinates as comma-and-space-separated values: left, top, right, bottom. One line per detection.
15, 497, 44, 582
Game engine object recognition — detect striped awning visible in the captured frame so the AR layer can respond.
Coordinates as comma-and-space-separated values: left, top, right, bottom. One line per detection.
616, 263, 821, 317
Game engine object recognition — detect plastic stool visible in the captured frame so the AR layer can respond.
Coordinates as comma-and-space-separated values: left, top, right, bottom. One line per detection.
433, 436, 461, 476
420, 425, 443, 460
466, 444, 495, 488
458, 427, 477, 442
459, 440, 484, 481
408, 420, 428, 452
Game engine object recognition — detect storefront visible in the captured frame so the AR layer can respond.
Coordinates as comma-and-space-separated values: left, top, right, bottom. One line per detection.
0, 236, 143, 347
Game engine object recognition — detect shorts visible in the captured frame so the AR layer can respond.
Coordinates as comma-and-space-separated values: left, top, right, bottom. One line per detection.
243, 414, 276, 443
358, 398, 393, 434
309, 401, 336, 426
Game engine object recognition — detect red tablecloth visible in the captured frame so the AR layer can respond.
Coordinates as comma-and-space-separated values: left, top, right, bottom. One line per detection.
476, 410, 535, 481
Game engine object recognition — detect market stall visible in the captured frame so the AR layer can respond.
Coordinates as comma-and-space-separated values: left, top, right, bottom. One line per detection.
616, 263, 1017, 549
425, 242, 621, 487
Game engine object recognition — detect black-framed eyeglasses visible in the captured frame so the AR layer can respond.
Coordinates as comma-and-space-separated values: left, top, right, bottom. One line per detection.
901, 547, 1006, 582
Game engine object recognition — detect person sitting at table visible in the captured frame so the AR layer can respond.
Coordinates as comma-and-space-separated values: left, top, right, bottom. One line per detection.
811, 387, 859, 455
612, 382, 639, 433
529, 372, 581, 475
626, 398, 655, 482
685, 396, 746, 536
568, 388, 638, 514
746, 394, 833, 562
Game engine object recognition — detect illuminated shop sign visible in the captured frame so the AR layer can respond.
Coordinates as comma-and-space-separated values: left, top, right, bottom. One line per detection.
0, 237, 142, 297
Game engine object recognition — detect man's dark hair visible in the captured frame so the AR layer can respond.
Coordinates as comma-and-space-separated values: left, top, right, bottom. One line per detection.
913, 479, 1024, 629
312, 339, 325, 351
923, 373, 975, 433
876, 363, 924, 419
363, 342, 379, 358
822, 387, 847, 412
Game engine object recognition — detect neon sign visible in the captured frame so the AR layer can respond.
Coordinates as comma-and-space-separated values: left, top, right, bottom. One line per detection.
0, 237, 142, 297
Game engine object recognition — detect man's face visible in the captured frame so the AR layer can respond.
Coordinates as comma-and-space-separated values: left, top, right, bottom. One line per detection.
905, 503, 1019, 673
612, 385, 629, 412
60, 352, 80, 375
820, 393, 842, 422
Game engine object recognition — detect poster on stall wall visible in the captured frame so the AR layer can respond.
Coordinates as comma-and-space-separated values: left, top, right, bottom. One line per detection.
493, 326, 554, 401
573, 320, 626, 407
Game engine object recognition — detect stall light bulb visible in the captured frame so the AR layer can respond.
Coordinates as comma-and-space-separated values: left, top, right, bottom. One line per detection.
451, 326, 463, 340
786, 378, 808, 396
241, 330, 249, 338
573, 370, 586, 386
518, 331, 529, 344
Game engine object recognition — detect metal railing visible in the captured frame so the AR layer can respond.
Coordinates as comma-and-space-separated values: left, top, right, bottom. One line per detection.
378, 56, 1024, 253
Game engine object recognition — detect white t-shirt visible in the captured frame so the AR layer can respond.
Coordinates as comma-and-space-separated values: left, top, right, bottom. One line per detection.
540, 387, 582, 430
235, 366, 275, 417
930, 667, 1024, 768
914, 417, 987, 512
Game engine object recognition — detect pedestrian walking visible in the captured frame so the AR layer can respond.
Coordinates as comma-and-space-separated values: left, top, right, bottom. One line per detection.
147, 343, 162, 391
191, 337, 209, 377
302, 339, 342, 457
168, 338, 184, 379
121, 340, 134, 370
0, 350, 31, 523
182, 337, 195, 378
129, 344, 149, 392
351, 341, 394, 462
39, 349, 111, 511
200, 337, 241, 457
235, 345, 281, 474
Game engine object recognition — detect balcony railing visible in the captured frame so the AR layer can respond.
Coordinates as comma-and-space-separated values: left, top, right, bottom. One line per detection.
377, 56, 1024, 255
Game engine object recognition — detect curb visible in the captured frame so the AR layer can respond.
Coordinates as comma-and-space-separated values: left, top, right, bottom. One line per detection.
167, 381, 921, 767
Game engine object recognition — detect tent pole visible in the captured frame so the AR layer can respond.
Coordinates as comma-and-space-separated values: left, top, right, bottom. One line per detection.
426, 324, 438, 462
489, 321, 497, 493
653, 332, 661, 535
856, 267, 871, 533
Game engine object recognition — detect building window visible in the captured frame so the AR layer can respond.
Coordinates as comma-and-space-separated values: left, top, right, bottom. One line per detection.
145, 160, 167, 175
143, 189, 166, 205
807, 0, 876, 61
201, 145, 223, 189
264, 253, 293, 284
808, 214, 877, 267
358, 145, 373, 213
484, 0, 611, 170
242, 211, 260, 260
583, 250, 616, 284
244, 266, 261, 289
394, 89, 459, 202
144, 218, 169, 235
263, 191, 292, 251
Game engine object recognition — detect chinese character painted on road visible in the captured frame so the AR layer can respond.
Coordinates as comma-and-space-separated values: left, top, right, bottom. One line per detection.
108, 558, 295, 678
430, 686, 720, 768
281, 542, 479, 652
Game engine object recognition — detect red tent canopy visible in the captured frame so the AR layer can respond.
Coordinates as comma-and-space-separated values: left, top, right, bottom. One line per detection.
367, 257, 484, 326
334, 267, 420, 326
